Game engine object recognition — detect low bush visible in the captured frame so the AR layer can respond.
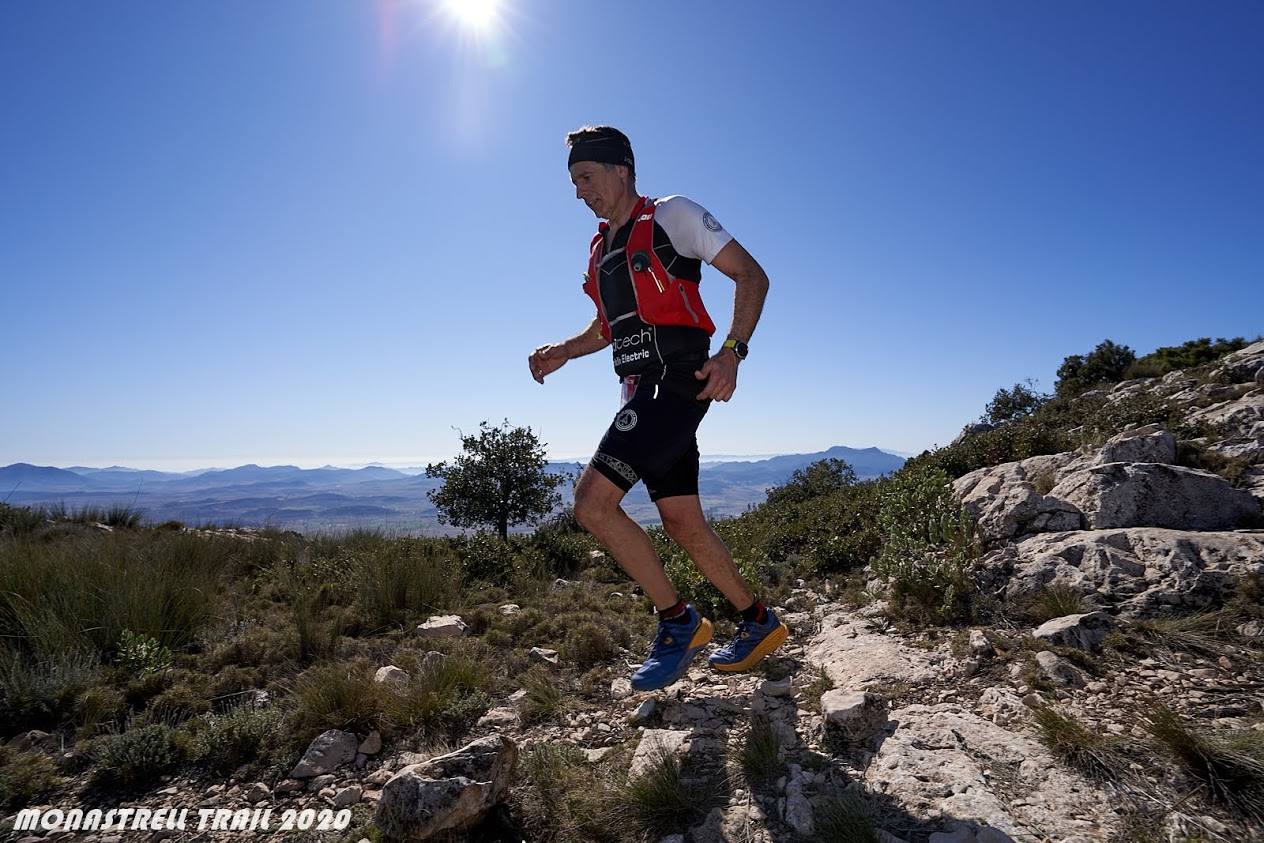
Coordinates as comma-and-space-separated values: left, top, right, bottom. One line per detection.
0, 747, 61, 810
871, 464, 979, 625
86, 724, 186, 794
188, 703, 286, 776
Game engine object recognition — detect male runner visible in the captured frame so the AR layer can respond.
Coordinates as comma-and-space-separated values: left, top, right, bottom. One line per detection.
528, 125, 788, 691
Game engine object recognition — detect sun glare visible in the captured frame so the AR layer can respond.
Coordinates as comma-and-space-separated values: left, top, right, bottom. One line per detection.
443, 0, 499, 31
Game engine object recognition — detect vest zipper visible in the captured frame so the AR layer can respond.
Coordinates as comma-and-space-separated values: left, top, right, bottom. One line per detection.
677, 283, 700, 325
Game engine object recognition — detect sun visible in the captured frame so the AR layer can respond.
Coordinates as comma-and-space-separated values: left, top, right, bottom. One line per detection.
442, 0, 499, 31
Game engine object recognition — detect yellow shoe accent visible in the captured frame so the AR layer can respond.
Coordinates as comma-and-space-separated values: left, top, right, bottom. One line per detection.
710, 623, 789, 673
688, 617, 714, 650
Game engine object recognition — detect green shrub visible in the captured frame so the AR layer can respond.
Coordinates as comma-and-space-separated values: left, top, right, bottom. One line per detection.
1055, 339, 1136, 398
561, 621, 618, 669
983, 380, 1049, 425
764, 459, 857, 508
530, 508, 598, 580
0, 747, 61, 810
458, 531, 516, 586
1125, 336, 1250, 379
116, 629, 173, 676
0, 648, 99, 734
188, 704, 285, 776
871, 464, 979, 625
87, 724, 186, 793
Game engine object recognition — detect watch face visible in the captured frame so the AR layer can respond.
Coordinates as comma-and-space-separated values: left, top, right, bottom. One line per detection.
733, 341, 748, 360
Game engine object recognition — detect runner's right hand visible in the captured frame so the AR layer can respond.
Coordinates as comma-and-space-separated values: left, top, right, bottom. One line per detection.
529, 343, 569, 384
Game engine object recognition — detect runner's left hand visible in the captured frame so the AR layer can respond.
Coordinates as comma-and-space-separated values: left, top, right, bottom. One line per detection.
695, 350, 738, 402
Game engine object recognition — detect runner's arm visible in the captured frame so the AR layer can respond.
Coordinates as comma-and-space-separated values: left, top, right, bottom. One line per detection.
530, 318, 609, 384
562, 317, 610, 358
709, 240, 770, 344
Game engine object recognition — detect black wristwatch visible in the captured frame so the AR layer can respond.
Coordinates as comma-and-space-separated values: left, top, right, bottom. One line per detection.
722, 338, 749, 361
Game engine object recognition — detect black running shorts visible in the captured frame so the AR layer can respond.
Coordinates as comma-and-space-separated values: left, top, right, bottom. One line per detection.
590, 374, 711, 501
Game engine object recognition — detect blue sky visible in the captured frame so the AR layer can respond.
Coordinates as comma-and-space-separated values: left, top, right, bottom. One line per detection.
2, 1, 1261, 471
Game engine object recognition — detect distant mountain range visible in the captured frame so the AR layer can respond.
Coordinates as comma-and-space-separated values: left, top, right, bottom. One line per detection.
0, 446, 905, 533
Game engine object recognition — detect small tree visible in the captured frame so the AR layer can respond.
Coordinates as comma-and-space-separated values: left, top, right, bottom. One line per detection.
1055, 339, 1136, 398
982, 379, 1049, 425
764, 458, 857, 508
425, 420, 567, 541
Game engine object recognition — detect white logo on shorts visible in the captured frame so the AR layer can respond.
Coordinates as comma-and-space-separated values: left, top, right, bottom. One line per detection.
615, 409, 638, 432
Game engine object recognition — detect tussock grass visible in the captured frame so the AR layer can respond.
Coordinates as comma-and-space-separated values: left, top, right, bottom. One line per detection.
812, 789, 879, 842
514, 743, 603, 841
1136, 608, 1242, 655
1144, 705, 1264, 820
1031, 705, 1121, 779
1027, 584, 1086, 623
519, 666, 564, 725
739, 713, 783, 787
605, 747, 704, 840
0, 531, 232, 664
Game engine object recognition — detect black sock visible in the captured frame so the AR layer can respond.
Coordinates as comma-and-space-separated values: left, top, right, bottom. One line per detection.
740, 600, 768, 624
659, 600, 690, 624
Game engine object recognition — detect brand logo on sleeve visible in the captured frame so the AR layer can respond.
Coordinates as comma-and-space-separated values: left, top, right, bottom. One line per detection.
615, 409, 638, 431
702, 212, 722, 232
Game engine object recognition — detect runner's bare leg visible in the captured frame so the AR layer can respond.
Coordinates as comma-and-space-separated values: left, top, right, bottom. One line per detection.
656, 494, 754, 610
573, 465, 679, 609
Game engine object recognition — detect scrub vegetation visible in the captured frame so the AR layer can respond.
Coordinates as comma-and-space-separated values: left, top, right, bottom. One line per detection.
0, 333, 1260, 838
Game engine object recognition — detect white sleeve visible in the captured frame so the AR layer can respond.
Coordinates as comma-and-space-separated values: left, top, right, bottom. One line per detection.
653, 195, 734, 264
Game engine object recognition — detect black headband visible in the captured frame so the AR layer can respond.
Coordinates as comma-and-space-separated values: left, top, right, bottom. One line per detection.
567, 136, 634, 174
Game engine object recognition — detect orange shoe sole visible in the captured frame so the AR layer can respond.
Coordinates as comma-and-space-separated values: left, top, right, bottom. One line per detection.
710, 623, 789, 673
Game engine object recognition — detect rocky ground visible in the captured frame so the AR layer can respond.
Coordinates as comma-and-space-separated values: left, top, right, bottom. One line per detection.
7, 343, 1264, 842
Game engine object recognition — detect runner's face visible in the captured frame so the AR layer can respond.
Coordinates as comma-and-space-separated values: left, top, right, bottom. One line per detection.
569, 161, 626, 219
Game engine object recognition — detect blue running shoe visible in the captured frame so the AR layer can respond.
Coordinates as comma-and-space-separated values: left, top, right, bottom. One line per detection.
630, 604, 713, 691
708, 608, 789, 673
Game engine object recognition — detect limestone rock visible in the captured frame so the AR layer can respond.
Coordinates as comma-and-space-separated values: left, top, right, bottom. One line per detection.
1209, 340, 1264, 383
821, 690, 889, 745
807, 615, 944, 690
332, 786, 361, 809
476, 707, 520, 730
498, 603, 521, 616
981, 528, 1264, 615
358, 731, 382, 755
760, 677, 793, 697
290, 730, 358, 778
953, 456, 1084, 543
1031, 612, 1114, 651
375, 735, 516, 840
969, 629, 991, 656
1095, 425, 1176, 465
416, 615, 469, 638
1035, 651, 1084, 687
865, 704, 1116, 839
629, 729, 690, 779
529, 647, 559, 665
6, 730, 55, 754
629, 699, 657, 725
373, 665, 409, 691
1048, 462, 1258, 530
610, 677, 632, 700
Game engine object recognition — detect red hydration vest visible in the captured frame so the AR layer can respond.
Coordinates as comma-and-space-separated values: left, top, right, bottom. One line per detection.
582, 196, 717, 341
